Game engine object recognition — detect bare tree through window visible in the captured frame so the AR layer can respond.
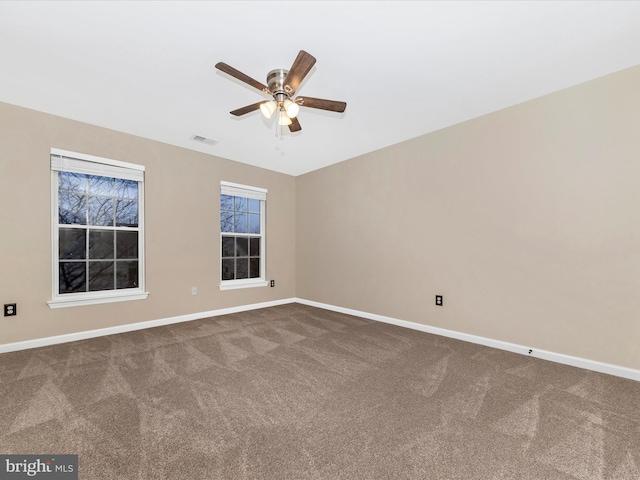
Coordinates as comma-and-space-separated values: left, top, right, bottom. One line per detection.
220, 191, 263, 282
57, 171, 139, 294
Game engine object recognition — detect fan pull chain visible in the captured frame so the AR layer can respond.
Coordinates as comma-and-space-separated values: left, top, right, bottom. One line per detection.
275, 107, 284, 140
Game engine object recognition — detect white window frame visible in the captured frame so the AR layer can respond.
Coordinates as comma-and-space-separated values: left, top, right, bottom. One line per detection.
48, 148, 149, 308
219, 181, 268, 290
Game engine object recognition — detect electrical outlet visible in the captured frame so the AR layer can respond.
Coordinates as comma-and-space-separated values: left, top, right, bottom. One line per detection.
435, 295, 443, 306
270, 280, 275, 287
191, 287, 197, 296
4, 303, 17, 316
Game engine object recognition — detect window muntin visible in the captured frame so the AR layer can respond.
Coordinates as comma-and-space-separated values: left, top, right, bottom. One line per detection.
49, 149, 148, 308
220, 182, 267, 289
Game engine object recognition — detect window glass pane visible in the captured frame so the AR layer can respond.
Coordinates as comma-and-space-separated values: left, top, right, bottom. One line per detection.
116, 261, 138, 289
233, 197, 248, 212
249, 258, 260, 278
116, 231, 138, 259
59, 229, 86, 259
221, 211, 233, 232
88, 175, 113, 196
59, 172, 86, 193
89, 261, 115, 291
115, 179, 138, 199
59, 193, 86, 225
89, 230, 114, 259
249, 237, 260, 257
221, 194, 234, 211
248, 213, 260, 234
222, 259, 234, 280
115, 199, 138, 227
234, 196, 247, 212
222, 236, 235, 258
248, 198, 260, 213
88, 196, 114, 226
236, 258, 249, 279
234, 212, 248, 233
235, 236, 249, 256
59, 262, 86, 294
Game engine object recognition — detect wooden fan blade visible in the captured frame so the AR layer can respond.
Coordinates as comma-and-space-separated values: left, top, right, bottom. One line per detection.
283, 50, 316, 94
216, 62, 268, 93
297, 96, 347, 113
288, 117, 302, 132
230, 101, 264, 116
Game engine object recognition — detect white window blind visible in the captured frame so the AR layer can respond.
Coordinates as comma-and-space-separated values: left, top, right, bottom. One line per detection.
51, 148, 144, 182
221, 181, 267, 201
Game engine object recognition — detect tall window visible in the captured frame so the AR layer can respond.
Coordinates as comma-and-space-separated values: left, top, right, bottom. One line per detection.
220, 181, 267, 290
49, 149, 148, 308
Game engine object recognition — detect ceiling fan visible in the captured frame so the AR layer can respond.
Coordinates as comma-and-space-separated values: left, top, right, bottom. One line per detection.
215, 50, 346, 133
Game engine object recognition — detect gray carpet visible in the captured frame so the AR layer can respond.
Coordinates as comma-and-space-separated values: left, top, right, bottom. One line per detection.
0, 303, 639, 479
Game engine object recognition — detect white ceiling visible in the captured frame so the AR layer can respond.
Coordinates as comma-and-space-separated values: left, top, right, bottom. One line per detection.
1, 1, 640, 176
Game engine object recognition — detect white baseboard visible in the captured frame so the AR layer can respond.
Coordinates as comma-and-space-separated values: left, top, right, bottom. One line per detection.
295, 298, 640, 382
2, 297, 638, 382
0, 298, 297, 355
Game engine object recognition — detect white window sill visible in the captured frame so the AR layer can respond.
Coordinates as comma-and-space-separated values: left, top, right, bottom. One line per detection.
47, 291, 150, 309
219, 280, 268, 291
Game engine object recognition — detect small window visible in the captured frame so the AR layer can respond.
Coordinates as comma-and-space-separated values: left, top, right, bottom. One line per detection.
48, 149, 149, 308
220, 181, 267, 290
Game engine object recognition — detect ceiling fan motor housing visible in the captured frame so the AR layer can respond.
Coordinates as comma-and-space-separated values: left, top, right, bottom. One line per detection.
267, 69, 291, 100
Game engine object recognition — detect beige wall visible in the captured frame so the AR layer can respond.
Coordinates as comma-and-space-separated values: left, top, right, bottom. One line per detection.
296, 65, 640, 370
2, 65, 639, 372
0, 101, 296, 344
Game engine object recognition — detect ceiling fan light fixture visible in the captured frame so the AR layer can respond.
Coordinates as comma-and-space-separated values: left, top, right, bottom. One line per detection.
260, 100, 277, 119
283, 99, 299, 118
278, 109, 292, 126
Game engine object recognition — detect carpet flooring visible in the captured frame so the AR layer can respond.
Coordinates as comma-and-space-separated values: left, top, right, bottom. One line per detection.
0, 303, 639, 479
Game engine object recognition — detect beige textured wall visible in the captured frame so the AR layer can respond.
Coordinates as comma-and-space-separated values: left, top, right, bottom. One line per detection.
0, 101, 295, 344
296, 65, 640, 370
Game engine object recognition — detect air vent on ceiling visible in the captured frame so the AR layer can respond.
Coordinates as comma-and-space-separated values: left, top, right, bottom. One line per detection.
191, 135, 217, 146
